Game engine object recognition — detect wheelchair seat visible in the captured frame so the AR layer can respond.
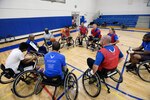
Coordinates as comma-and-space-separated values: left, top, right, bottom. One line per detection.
98, 68, 116, 78
41, 75, 63, 87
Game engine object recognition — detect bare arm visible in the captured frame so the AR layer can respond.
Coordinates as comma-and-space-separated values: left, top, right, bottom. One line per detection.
92, 64, 99, 74
132, 45, 143, 51
134, 50, 150, 55
21, 56, 36, 64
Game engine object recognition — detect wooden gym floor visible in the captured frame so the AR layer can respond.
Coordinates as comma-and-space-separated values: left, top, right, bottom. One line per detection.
0, 28, 150, 100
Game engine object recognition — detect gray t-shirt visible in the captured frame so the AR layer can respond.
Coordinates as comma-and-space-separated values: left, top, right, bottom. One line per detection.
44, 32, 54, 42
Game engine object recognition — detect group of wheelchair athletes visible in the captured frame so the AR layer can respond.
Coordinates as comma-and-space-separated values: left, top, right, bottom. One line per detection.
1, 22, 150, 99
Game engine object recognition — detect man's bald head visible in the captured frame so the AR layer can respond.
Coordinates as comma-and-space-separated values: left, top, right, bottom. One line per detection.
100, 35, 111, 46
29, 34, 35, 41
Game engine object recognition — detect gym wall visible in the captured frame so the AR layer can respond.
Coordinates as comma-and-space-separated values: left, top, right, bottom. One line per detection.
0, 0, 97, 38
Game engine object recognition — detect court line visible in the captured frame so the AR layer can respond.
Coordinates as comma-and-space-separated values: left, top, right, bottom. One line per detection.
0, 30, 77, 52
44, 86, 56, 100
57, 73, 83, 100
43, 68, 75, 100
67, 63, 84, 73
116, 47, 130, 89
60, 64, 143, 100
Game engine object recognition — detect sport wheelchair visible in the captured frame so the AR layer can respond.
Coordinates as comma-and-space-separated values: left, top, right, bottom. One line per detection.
0, 52, 39, 84
125, 60, 150, 82
75, 35, 88, 46
86, 36, 101, 51
82, 68, 123, 97
12, 69, 78, 100
58, 36, 74, 49
0, 61, 37, 84
42, 39, 52, 51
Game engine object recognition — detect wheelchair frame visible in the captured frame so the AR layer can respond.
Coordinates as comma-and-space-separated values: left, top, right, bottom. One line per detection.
86, 37, 101, 51
58, 36, 74, 49
82, 68, 123, 97
125, 60, 150, 82
12, 69, 78, 100
75, 35, 88, 46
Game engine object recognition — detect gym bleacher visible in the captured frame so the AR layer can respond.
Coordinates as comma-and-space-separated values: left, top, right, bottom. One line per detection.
94, 15, 139, 27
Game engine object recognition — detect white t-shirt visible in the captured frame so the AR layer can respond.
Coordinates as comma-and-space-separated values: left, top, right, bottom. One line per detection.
44, 32, 54, 42
5, 48, 24, 73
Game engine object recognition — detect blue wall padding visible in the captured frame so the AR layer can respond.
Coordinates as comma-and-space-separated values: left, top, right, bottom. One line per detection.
0, 16, 72, 38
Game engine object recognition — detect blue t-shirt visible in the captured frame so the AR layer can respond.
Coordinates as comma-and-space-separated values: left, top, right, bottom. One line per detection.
108, 33, 119, 41
44, 52, 66, 79
142, 41, 150, 51
26, 39, 38, 52
94, 45, 123, 66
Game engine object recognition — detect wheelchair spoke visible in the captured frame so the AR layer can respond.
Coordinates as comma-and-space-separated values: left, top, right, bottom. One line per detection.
13, 70, 40, 98
138, 62, 150, 82
82, 69, 101, 97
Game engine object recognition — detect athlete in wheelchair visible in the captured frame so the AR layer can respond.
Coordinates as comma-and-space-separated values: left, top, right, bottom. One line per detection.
26, 34, 48, 55
86, 23, 102, 51
12, 42, 78, 100
75, 22, 88, 46
125, 33, 150, 82
0, 42, 37, 84
58, 26, 74, 49
43, 28, 56, 51
82, 36, 124, 97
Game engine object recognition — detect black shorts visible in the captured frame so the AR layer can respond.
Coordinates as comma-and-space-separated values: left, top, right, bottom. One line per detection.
140, 54, 150, 61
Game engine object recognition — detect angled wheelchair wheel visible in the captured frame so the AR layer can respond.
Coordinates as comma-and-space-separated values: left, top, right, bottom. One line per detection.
82, 69, 101, 97
58, 38, 65, 49
137, 60, 150, 82
109, 69, 123, 83
35, 81, 45, 95
64, 73, 78, 100
0, 72, 14, 84
75, 37, 79, 46
12, 70, 41, 98
70, 38, 75, 47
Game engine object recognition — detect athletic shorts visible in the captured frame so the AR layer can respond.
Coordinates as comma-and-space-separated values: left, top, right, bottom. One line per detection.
140, 54, 150, 61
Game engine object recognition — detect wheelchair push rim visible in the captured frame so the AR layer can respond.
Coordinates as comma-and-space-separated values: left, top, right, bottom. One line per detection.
58, 38, 65, 49
12, 70, 41, 98
64, 73, 78, 100
137, 60, 150, 82
109, 69, 123, 83
82, 69, 101, 97
0, 72, 14, 84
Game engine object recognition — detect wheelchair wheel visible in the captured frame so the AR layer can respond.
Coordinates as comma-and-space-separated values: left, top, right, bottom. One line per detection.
70, 38, 74, 47
12, 70, 41, 98
75, 37, 79, 46
58, 38, 65, 49
0, 72, 14, 84
64, 73, 78, 100
137, 60, 150, 82
35, 80, 45, 95
82, 69, 101, 97
109, 69, 123, 83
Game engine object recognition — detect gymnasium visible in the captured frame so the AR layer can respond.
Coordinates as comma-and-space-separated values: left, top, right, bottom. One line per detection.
0, 0, 150, 100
